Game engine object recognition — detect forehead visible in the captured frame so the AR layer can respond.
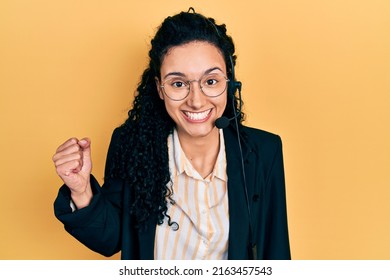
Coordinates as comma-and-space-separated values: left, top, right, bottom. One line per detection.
160, 41, 226, 76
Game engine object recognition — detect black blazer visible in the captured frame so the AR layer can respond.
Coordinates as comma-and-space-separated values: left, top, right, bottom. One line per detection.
54, 124, 291, 260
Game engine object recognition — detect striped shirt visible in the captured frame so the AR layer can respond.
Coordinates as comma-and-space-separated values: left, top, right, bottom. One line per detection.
154, 128, 229, 259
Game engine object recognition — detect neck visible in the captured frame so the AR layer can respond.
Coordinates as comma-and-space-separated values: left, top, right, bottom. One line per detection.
177, 127, 220, 178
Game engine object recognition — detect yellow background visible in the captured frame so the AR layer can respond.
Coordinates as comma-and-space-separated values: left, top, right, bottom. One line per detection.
1, 0, 389, 259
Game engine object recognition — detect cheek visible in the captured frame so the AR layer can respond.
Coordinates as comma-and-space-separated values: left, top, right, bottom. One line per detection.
217, 96, 228, 114
163, 100, 180, 118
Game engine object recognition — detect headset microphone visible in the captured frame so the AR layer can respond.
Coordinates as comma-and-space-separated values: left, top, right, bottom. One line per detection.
214, 116, 230, 129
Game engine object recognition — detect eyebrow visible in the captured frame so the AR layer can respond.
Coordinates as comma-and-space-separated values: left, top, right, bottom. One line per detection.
162, 67, 224, 80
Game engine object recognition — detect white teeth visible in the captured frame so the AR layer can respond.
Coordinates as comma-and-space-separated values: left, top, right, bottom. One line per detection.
184, 109, 211, 121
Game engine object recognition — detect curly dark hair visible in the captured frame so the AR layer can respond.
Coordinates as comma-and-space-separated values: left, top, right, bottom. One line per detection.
108, 8, 244, 229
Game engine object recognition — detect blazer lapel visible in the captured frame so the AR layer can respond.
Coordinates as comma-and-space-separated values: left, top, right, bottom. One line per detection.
224, 125, 254, 259
137, 221, 156, 260
121, 181, 156, 260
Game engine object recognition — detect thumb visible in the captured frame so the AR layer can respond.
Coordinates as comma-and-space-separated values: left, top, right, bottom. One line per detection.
78, 138, 92, 163
78, 137, 91, 149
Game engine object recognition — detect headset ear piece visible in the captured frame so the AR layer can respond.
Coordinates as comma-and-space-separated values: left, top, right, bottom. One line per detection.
235, 81, 242, 92
227, 55, 242, 96
228, 80, 242, 96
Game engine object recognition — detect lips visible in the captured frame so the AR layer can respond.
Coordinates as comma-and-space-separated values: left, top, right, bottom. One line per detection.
182, 109, 212, 122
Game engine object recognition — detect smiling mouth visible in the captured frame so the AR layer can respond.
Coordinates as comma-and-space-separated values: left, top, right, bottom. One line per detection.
183, 109, 212, 121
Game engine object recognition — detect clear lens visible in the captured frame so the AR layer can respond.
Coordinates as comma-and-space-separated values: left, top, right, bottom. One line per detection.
200, 73, 228, 97
161, 73, 228, 101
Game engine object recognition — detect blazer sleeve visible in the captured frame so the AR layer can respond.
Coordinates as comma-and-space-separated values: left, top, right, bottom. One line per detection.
53, 128, 123, 257
262, 136, 291, 259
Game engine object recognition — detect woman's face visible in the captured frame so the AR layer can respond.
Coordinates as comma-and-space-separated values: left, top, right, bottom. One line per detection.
157, 41, 228, 140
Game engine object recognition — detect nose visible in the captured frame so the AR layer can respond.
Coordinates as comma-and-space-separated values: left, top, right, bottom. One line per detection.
187, 80, 206, 109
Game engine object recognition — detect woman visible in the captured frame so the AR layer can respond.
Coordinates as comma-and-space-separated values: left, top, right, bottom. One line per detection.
52, 8, 290, 260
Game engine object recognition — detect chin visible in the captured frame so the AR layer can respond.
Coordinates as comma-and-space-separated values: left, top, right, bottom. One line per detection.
183, 123, 219, 138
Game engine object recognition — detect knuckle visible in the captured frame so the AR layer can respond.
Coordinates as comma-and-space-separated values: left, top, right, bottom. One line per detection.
73, 159, 81, 168
68, 137, 78, 144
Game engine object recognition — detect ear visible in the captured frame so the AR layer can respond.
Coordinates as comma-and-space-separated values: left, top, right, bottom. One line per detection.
155, 77, 164, 100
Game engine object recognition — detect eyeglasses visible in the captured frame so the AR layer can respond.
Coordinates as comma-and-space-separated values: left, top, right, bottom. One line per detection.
160, 72, 229, 101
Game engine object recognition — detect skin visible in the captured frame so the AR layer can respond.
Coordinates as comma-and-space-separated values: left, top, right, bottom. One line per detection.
156, 41, 228, 178
52, 41, 228, 209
